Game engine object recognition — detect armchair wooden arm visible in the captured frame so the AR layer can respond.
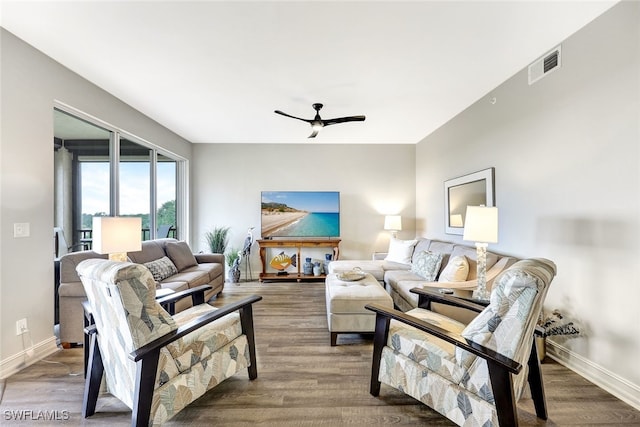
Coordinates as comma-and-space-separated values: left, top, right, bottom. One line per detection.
365, 302, 522, 374
410, 287, 487, 313
130, 295, 262, 362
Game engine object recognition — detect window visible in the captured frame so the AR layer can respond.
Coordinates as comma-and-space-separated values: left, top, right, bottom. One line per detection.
157, 154, 177, 238
53, 107, 185, 252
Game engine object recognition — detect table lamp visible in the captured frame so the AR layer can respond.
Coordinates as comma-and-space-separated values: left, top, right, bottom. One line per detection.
462, 206, 498, 300
92, 216, 142, 262
384, 215, 402, 238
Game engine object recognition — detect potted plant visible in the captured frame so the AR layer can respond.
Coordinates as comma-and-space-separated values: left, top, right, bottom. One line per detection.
205, 226, 230, 254
537, 309, 580, 361
226, 247, 241, 284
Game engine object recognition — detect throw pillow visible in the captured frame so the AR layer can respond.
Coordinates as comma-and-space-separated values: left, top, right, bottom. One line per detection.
144, 256, 178, 282
438, 255, 469, 282
384, 238, 417, 264
457, 269, 539, 367
165, 241, 198, 271
411, 250, 443, 281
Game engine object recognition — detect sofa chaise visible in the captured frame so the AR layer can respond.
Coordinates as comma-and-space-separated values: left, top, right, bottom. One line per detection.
328, 237, 516, 312
58, 238, 225, 344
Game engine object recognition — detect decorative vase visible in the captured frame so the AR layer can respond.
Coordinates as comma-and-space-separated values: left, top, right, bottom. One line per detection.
313, 263, 321, 276
230, 268, 241, 284
323, 254, 332, 276
303, 257, 313, 275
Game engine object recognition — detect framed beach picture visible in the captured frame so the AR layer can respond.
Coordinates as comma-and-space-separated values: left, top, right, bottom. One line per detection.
260, 191, 340, 238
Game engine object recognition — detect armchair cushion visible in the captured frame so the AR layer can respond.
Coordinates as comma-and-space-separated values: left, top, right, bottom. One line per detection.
153, 336, 250, 419
167, 304, 243, 373
460, 270, 538, 362
388, 307, 467, 383
83, 261, 177, 350
378, 345, 497, 426
165, 241, 198, 271
458, 258, 556, 400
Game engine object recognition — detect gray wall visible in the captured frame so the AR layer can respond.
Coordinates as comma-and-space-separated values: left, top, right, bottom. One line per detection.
0, 29, 192, 372
191, 143, 416, 272
416, 2, 639, 406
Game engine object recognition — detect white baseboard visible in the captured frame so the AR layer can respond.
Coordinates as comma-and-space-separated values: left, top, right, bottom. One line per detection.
0, 335, 60, 379
547, 340, 640, 411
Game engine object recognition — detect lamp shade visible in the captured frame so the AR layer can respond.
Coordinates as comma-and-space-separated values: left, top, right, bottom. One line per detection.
462, 206, 498, 244
384, 215, 402, 231
93, 216, 142, 255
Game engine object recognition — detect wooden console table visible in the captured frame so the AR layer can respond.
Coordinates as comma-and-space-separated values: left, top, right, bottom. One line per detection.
257, 238, 341, 282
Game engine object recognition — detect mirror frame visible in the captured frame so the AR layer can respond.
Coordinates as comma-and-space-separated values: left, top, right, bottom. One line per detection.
444, 168, 495, 235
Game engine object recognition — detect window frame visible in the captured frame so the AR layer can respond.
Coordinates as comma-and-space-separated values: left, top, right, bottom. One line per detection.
54, 103, 188, 241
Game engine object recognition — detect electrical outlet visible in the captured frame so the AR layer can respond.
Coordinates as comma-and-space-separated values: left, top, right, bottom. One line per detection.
16, 318, 28, 335
13, 223, 30, 238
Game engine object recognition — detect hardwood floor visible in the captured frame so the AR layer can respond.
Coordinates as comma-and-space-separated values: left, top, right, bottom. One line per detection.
1, 280, 639, 426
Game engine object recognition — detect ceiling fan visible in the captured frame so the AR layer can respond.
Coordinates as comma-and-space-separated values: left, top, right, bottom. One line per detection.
274, 103, 365, 138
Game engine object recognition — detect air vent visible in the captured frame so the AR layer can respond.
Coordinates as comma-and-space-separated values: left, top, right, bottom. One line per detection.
528, 45, 561, 85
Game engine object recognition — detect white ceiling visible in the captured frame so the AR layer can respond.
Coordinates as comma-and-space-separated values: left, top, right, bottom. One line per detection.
1, 1, 617, 144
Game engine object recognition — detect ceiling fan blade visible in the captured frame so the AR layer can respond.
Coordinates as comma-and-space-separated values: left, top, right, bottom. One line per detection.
274, 110, 312, 123
276, 104, 365, 138
322, 115, 366, 126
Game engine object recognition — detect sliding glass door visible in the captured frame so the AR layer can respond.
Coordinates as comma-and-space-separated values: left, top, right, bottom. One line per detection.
54, 109, 112, 253
157, 153, 177, 238
119, 138, 151, 240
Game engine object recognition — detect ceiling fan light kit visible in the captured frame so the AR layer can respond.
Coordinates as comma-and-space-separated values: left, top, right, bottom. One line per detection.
274, 103, 365, 138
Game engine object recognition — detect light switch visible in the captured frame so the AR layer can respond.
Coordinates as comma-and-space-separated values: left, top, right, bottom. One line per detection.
13, 223, 30, 238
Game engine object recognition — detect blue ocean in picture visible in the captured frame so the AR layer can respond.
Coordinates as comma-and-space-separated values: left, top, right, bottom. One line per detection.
273, 212, 339, 237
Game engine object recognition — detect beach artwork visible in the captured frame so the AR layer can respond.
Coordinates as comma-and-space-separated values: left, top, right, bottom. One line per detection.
261, 191, 340, 238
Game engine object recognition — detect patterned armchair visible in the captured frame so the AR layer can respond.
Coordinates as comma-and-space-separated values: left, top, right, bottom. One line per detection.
76, 259, 262, 426
366, 258, 556, 427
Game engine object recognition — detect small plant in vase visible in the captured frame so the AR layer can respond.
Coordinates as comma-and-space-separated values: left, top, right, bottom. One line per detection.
537, 309, 580, 361
540, 310, 580, 337
226, 247, 241, 284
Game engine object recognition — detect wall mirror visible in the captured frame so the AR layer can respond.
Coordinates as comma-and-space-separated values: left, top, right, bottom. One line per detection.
444, 168, 495, 235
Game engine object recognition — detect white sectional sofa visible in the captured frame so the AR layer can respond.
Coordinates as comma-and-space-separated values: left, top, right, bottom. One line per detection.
328, 237, 516, 312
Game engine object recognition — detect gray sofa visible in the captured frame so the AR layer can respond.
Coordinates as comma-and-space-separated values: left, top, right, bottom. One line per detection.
58, 238, 225, 344
328, 237, 516, 312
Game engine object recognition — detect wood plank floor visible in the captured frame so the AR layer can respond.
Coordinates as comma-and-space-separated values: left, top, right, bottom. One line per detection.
1, 281, 639, 426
